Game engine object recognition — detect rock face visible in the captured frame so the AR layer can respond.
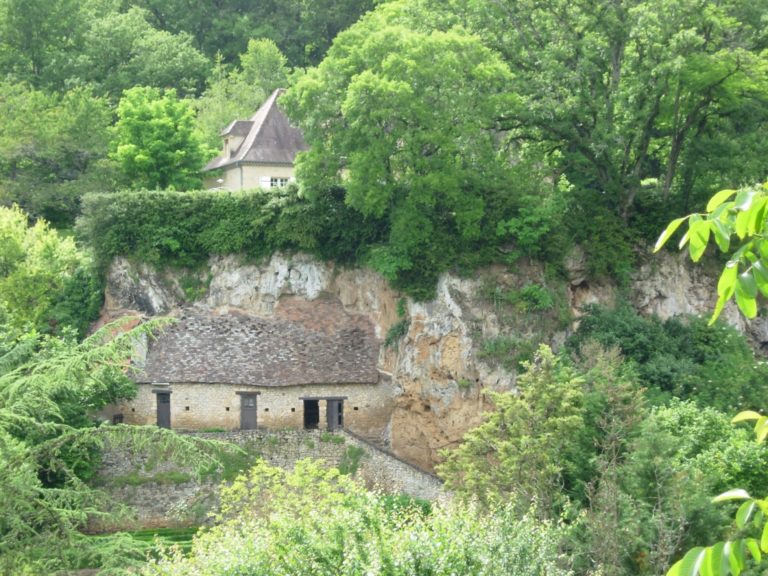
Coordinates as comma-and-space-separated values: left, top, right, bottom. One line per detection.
103, 250, 767, 471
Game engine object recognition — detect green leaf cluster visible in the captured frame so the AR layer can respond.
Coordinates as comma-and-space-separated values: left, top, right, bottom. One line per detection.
77, 185, 386, 272
656, 183, 768, 322
0, 205, 102, 336
146, 459, 572, 576
567, 305, 768, 412
110, 87, 206, 191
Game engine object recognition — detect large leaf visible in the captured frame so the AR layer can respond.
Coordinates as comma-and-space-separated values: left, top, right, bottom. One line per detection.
734, 286, 757, 319
655, 216, 688, 252
746, 539, 761, 564
712, 219, 732, 252
669, 547, 706, 576
752, 261, 768, 297
736, 501, 757, 529
732, 411, 763, 423
737, 270, 758, 299
707, 189, 737, 212
717, 264, 738, 299
735, 209, 751, 239
728, 540, 744, 576
702, 543, 724, 576
762, 521, 768, 553
689, 220, 711, 262
712, 489, 751, 503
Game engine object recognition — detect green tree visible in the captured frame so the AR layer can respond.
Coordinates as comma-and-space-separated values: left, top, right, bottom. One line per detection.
0, 82, 112, 227
439, 0, 768, 219
119, 0, 376, 67
0, 205, 100, 336
76, 7, 210, 99
111, 87, 206, 190
283, 9, 523, 296
0, 317, 241, 574
0, 0, 86, 89
438, 345, 585, 513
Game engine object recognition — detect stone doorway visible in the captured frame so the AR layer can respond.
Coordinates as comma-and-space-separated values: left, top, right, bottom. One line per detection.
303, 399, 319, 429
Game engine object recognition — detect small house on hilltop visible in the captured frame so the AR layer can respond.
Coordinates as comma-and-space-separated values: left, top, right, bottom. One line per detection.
202, 88, 308, 191
103, 310, 390, 435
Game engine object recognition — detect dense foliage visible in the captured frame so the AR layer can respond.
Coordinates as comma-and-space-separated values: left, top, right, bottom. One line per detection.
285, 0, 768, 284
1, 0, 767, 573
566, 305, 768, 412
0, 0, 373, 228
111, 87, 206, 191
145, 459, 573, 576
0, 206, 102, 336
78, 186, 387, 270
439, 343, 768, 576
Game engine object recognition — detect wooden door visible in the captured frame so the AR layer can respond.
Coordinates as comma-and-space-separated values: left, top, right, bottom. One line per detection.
327, 399, 344, 431
240, 394, 257, 430
156, 392, 171, 429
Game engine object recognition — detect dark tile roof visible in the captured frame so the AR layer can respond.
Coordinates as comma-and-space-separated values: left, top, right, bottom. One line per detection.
133, 311, 379, 386
203, 89, 308, 171
220, 120, 253, 137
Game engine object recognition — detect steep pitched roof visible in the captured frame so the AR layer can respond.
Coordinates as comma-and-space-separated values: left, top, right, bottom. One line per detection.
132, 311, 379, 387
203, 88, 308, 171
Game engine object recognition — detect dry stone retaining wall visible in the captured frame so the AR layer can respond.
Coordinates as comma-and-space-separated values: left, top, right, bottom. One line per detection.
95, 428, 443, 529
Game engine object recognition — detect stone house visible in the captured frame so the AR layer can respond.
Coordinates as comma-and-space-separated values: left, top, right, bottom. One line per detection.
103, 309, 390, 436
202, 88, 308, 191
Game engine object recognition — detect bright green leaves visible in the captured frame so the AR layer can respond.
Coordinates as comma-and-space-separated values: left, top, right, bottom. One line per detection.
665, 408, 768, 576
707, 189, 738, 212
668, 538, 763, 576
283, 5, 520, 296
656, 217, 688, 252
111, 87, 205, 191
655, 183, 768, 322
688, 217, 711, 261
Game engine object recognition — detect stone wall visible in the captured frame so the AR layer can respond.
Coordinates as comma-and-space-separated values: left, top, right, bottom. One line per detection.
100, 380, 395, 443
195, 429, 443, 501
95, 428, 443, 529
103, 250, 768, 472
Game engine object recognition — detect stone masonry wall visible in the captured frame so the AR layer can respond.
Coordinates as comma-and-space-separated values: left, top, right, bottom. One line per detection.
95, 429, 443, 529
100, 380, 396, 443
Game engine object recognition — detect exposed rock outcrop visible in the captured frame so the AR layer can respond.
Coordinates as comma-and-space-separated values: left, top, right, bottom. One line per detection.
103, 250, 768, 470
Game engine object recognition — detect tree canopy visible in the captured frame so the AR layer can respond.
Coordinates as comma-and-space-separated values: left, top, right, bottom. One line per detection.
111, 87, 206, 191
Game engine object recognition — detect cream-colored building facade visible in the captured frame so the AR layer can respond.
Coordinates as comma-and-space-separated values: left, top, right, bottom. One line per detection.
102, 309, 385, 436
202, 88, 307, 191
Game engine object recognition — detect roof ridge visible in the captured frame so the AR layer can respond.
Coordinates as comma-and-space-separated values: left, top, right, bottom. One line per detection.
232, 88, 284, 164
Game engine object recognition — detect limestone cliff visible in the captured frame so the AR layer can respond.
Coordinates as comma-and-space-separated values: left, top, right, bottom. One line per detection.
103, 251, 768, 471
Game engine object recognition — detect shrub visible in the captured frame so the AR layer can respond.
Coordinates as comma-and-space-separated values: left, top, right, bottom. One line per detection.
77, 186, 384, 271
566, 306, 768, 412
146, 459, 573, 576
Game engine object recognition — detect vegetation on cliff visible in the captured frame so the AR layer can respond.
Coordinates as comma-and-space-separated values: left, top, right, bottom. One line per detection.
1, 0, 767, 573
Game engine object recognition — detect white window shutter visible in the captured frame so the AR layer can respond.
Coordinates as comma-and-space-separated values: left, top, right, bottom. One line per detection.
259, 176, 270, 188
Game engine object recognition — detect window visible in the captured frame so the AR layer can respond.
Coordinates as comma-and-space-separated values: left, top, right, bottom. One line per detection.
270, 177, 289, 188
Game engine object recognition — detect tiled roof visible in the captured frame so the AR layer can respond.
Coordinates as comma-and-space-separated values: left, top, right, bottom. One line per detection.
220, 120, 253, 137
203, 89, 308, 171
133, 311, 379, 386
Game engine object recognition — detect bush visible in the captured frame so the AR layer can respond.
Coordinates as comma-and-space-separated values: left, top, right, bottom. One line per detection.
566, 305, 768, 412
146, 459, 573, 576
77, 186, 385, 271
